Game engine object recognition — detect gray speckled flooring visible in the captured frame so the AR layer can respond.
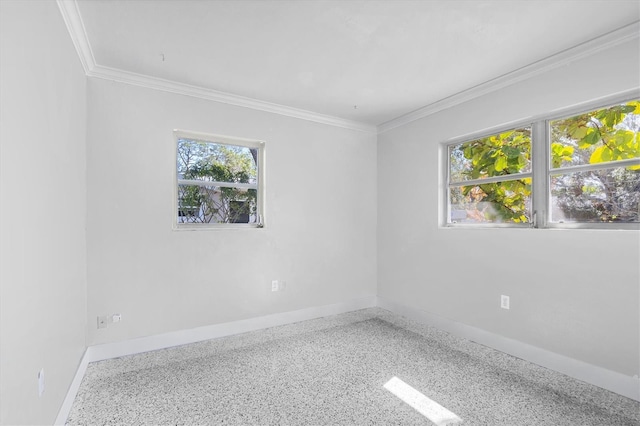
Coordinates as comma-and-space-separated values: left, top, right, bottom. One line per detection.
67, 308, 640, 425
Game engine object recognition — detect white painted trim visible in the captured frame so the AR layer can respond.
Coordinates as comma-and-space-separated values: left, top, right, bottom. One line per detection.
377, 297, 640, 402
55, 295, 637, 425
174, 129, 266, 148
88, 64, 377, 133
57, 0, 637, 135
377, 22, 640, 134
178, 179, 257, 190
55, 296, 376, 425
86, 296, 376, 362
54, 349, 91, 426
56, 0, 96, 74
55, 0, 375, 134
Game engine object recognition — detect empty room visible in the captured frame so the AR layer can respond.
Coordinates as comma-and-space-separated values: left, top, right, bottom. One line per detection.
1, 0, 639, 425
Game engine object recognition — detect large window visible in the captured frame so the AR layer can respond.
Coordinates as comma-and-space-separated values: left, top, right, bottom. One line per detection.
445, 97, 640, 229
174, 130, 264, 228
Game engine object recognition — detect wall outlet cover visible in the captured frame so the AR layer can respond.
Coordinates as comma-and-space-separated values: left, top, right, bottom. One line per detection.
501, 295, 510, 310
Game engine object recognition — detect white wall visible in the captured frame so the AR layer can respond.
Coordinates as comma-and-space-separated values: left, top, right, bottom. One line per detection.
85, 78, 377, 345
1, 2, 636, 423
378, 39, 640, 377
0, 2, 88, 425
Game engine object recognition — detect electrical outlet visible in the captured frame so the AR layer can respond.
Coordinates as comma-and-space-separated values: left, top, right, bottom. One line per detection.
97, 315, 108, 329
112, 313, 122, 323
501, 295, 510, 310
271, 280, 279, 292
38, 368, 45, 397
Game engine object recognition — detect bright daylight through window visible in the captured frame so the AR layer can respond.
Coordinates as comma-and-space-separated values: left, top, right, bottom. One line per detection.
175, 131, 264, 228
446, 98, 640, 228
448, 127, 532, 224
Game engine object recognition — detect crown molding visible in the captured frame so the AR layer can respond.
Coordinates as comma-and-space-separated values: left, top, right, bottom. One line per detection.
88, 65, 377, 133
55, 0, 376, 134
56, 0, 95, 74
377, 21, 640, 134
57, 0, 637, 136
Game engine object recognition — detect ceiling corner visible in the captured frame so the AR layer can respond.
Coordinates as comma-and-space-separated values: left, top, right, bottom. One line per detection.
377, 21, 640, 135
57, 0, 97, 75
56, 0, 376, 134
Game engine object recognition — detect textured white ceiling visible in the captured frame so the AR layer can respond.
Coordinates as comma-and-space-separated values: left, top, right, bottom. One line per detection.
76, 0, 640, 126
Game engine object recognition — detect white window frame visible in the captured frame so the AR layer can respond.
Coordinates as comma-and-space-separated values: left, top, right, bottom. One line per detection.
173, 129, 265, 230
444, 123, 534, 229
442, 92, 640, 230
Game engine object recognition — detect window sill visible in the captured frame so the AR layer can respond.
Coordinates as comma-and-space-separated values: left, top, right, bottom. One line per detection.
441, 223, 639, 231
173, 223, 265, 231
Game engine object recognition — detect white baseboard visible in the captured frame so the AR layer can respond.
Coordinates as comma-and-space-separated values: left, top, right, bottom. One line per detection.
56, 294, 638, 425
55, 296, 376, 424
377, 296, 640, 402
86, 296, 377, 362
54, 349, 91, 425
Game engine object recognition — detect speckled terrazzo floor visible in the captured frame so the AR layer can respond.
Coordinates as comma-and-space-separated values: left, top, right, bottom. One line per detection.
66, 308, 640, 425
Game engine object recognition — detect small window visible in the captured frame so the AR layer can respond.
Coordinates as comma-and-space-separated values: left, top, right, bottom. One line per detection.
549, 101, 640, 224
447, 127, 533, 225
175, 131, 264, 228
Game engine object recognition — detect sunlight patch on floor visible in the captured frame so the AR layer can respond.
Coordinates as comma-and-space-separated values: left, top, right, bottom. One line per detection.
384, 376, 463, 426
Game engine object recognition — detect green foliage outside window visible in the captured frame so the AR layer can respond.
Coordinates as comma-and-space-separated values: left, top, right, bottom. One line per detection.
450, 128, 532, 223
450, 100, 640, 224
550, 101, 639, 222
551, 101, 639, 168
177, 139, 258, 224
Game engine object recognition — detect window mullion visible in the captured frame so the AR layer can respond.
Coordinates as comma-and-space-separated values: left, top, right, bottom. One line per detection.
178, 179, 258, 191
550, 158, 640, 174
531, 120, 548, 228
448, 172, 532, 188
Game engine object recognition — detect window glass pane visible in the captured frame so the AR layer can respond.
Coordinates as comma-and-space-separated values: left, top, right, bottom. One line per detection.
178, 184, 257, 224
449, 128, 531, 183
177, 138, 258, 185
550, 101, 640, 169
550, 167, 640, 223
449, 178, 532, 224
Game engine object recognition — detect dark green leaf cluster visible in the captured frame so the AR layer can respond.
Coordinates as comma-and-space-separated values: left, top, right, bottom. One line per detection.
454, 129, 532, 223
461, 129, 531, 179
177, 139, 258, 224
451, 101, 640, 224
550, 101, 640, 222
552, 101, 639, 169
